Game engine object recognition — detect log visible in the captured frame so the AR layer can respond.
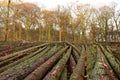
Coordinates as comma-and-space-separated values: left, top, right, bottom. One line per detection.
24, 46, 69, 80
0, 46, 62, 80
59, 67, 67, 80
88, 47, 105, 79
66, 54, 76, 79
71, 49, 80, 63
99, 47, 118, 80
100, 45, 120, 79
87, 46, 97, 77
89, 47, 118, 80
0, 48, 37, 67
0, 46, 49, 74
43, 47, 72, 80
0, 43, 48, 61
69, 55, 76, 72
69, 53, 85, 80
65, 41, 80, 55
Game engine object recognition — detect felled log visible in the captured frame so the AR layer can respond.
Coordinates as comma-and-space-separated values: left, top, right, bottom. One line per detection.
24, 46, 69, 80
69, 53, 85, 80
88, 46, 118, 80
0, 46, 62, 80
69, 55, 76, 72
0, 46, 49, 74
65, 41, 81, 55
87, 46, 97, 77
71, 49, 80, 63
100, 45, 120, 79
59, 67, 67, 80
0, 43, 48, 61
43, 47, 72, 80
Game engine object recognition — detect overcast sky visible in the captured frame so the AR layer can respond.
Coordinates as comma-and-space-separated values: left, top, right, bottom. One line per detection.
0, 0, 119, 10
22, 0, 120, 10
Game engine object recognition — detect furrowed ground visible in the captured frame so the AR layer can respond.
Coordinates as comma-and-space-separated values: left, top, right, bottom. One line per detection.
0, 41, 120, 80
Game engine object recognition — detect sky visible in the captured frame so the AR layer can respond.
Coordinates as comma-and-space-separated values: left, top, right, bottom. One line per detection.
22, 0, 120, 10
0, 0, 119, 10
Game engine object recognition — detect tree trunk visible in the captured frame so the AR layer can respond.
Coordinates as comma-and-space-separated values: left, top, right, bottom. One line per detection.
105, 19, 108, 43
48, 26, 51, 42
4, 0, 10, 41
59, 26, 62, 42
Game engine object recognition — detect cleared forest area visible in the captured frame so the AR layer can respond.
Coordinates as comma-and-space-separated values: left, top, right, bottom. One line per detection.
0, 41, 120, 80
0, 0, 120, 80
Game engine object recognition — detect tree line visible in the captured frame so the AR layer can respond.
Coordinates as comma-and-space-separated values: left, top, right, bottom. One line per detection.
0, 0, 120, 43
